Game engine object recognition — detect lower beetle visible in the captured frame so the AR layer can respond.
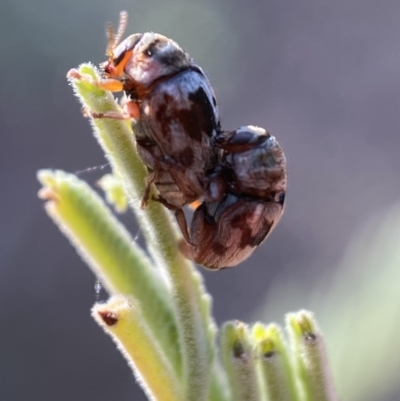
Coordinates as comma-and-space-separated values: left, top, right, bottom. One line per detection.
179, 126, 287, 269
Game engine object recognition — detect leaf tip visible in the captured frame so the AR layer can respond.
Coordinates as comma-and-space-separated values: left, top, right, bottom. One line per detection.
287, 310, 319, 342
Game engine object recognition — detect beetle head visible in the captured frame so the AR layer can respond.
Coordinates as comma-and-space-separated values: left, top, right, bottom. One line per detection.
102, 12, 191, 87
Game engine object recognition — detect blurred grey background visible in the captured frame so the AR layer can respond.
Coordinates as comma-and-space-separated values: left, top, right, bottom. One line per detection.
2, 0, 400, 400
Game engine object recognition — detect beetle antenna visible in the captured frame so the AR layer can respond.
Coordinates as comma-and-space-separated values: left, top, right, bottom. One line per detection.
106, 11, 128, 56
105, 25, 115, 56
115, 11, 128, 49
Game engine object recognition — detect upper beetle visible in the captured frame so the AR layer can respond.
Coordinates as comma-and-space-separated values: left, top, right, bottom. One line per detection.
95, 12, 222, 228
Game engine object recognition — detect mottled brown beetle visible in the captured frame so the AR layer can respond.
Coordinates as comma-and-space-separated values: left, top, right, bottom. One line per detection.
83, 12, 221, 233
179, 126, 287, 269
68, 13, 288, 269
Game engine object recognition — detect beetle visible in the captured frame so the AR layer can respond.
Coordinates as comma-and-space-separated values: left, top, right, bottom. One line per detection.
179, 126, 287, 269
68, 13, 288, 269
85, 12, 222, 232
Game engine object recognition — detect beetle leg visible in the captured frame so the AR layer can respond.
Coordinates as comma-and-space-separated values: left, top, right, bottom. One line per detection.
141, 172, 157, 209
174, 208, 191, 243
151, 194, 191, 242
83, 108, 129, 120
121, 98, 140, 119
67, 69, 124, 91
94, 78, 124, 92
151, 193, 174, 210
178, 237, 196, 260
83, 99, 139, 121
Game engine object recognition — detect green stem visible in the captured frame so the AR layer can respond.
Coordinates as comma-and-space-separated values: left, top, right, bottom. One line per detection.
68, 64, 179, 272
93, 296, 184, 401
221, 321, 262, 401
287, 311, 339, 401
68, 65, 214, 400
209, 363, 231, 401
37, 169, 182, 373
253, 323, 300, 401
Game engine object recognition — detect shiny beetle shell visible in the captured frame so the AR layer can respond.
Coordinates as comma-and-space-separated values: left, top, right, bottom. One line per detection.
180, 125, 287, 269
179, 194, 284, 269
216, 125, 287, 202
102, 31, 221, 211
94, 14, 288, 270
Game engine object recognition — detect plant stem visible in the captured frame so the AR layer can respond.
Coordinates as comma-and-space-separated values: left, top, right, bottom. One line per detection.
37, 169, 182, 373
287, 311, 339, 401
253, 323, 300, 401
221, 321, 262, 401
93, 296, 184, 401
68, 65, 215, 400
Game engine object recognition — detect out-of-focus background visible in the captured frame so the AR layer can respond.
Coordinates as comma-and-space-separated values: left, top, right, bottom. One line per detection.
2, 0, 400, 400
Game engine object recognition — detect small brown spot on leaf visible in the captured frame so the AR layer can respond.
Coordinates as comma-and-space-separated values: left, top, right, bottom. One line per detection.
304, 332, 317, 343
233, 340, 246, 359
98, 311, 118, 326
263, 351, 275, 358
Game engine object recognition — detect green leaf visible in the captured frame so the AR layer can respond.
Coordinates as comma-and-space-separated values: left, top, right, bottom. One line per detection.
93, 296, 184, 401
98, 173, 128, 213
221, 321, 261, 401
67, 65, 216, 399
287, 311, 338, 401
253, 322, 300, 401
37, 169, 182, 374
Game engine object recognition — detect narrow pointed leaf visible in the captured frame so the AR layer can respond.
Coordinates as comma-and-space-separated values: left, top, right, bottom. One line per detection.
93, 296, 184, 401
37, 169, 182, 374
221, 321, 262, 401
287, 311, 338, 401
